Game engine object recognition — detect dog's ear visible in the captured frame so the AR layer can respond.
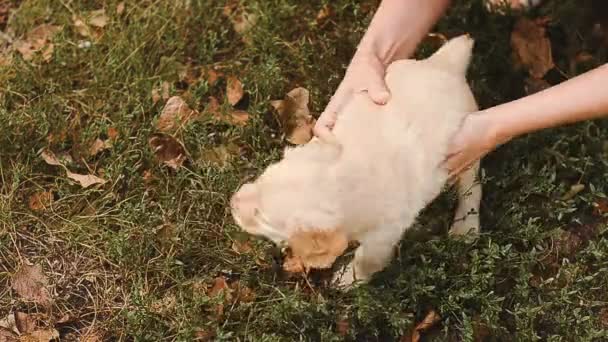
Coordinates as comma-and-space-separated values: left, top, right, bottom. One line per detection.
231, 183, 260, 224
288, 228, 348, 269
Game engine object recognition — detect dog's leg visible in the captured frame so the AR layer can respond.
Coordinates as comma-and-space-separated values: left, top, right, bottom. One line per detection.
449, 160, 482, 236
334, 227, 400, 288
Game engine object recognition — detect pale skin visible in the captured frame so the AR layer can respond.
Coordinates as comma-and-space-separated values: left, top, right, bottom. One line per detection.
315, 0, 608, 177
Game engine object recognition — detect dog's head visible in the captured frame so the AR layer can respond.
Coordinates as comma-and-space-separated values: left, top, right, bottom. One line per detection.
230, 136, 348, 269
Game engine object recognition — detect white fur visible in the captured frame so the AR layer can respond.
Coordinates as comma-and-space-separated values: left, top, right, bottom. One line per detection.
231, 35, 483, 288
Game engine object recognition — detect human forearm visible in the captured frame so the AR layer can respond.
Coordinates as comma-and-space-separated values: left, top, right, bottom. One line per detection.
488, 64, 608, 144
356, 0, 451, 64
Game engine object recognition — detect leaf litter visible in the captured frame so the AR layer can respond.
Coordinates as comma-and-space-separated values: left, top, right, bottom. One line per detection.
13, 24, 61, 62
40, 149, 106, 188
271, 87, 316, 145
511, 17, 554, 79
11, 264, 53, 306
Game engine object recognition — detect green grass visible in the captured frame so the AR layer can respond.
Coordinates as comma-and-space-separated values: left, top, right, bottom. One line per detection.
1, 0, 608, 340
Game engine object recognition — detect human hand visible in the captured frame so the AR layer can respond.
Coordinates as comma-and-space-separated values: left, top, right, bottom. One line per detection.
444, 112, 505, 178
314, 51, 390, 137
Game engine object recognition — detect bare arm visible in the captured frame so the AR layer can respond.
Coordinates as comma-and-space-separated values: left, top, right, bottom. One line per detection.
357, 0, 452, 64
446, 64, 608, 176
315, 0, 451, 136
491, 64, 608, 143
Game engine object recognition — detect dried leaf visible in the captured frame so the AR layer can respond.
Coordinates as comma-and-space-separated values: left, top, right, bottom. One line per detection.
148, 133, 187, 170
0, 328, 17, 342
116, 2, 126, 15
20, 328, 59, 342
336, 318, 349, 337
271, 87, 315, 145
561, 183, 585, 200
88, 9, 109, 28
14, 312, 35, 335
231, 240, 252, 254
89, 138, 111, 156
228, 110, 249, 126
593, 198, 608, 216
511, 17, 554, 78
14, 24, 61, 62
11, 264, 52, 306
80, 328, 103, 342
194, 329, 215, 341
204, 68, 222, 86
316, 4, 333, 24
600, 308, 608, 327
156, 96, 199, 132
150, 293, 177, 314
107, 127, 119, 140
28, 191, 53, 211
226, 76, 244, 106
234, 282, 256, 303
208, 277, 229, 298
223, 2, 257, 36
410, 310, 441, 342
151, 88, 161, 104
66, 171, 106, 188
40, 150, 62, 166
0, 313, 17, 334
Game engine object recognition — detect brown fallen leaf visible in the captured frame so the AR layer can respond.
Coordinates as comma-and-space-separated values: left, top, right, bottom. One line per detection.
271, 87, 316, 145
226, 76, 244, 106
72, 9, 108, 39
20, 328, 59, 342
156, 96, 199, 132
223, 2, 257, 37
208, 276, 230, 298
593, 198, 608, 217
234, 283, 256, 303
28, 191, 53, 211
208, 276, 231, 318
204, 97, 250, 126
193, 329, 215, 341
511, 17, 554, 79
116, 2, 126, 15
336, 318, 350, 337
80, 327, 103, 342
40, 150, 62, 166
231, 239, 252, 254
561, 183, 585, 200
203, 68, 222, 86
409, 310, 441, 342
11, 264, 52, 306
89, 9, 109, 28
66, 170, 106, 188
107, 127, 119, 140
148, 133, 188, 170
316, 4, 333, 24
13, 24, 61, 62
0, 328, 17, 342
600, 308, 608, 327
89, 138, 111, 156
14, 312, 35, 335
150, 293, 177, 315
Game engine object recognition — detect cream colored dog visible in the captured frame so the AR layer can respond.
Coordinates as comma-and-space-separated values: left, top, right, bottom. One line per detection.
231, 35, 482, 288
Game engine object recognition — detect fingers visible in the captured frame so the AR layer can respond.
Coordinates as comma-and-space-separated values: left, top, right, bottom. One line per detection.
366, 77, 390, 105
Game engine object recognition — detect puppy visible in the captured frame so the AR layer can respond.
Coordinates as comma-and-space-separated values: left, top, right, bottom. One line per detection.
231, 35, 482, 288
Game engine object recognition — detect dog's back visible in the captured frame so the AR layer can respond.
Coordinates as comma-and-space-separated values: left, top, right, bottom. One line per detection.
331, 35, 479, 237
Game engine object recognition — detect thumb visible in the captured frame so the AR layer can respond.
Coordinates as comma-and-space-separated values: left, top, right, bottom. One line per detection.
366, 76, 390, 105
